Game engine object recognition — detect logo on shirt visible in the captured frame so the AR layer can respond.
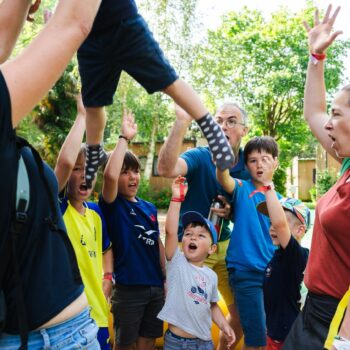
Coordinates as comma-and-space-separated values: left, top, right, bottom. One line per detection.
130, 209, 136, 216
187, 274, 209, 304
150, 214, 156, 222
265, 264, 272, 278
134, 225, 157, 246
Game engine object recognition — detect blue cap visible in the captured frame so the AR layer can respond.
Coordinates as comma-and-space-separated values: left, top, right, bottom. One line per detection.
181, 211, 218, 244
257, 197, 311, 230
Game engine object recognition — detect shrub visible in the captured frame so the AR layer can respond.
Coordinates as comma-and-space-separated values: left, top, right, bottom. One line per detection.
316, 169, 337, 197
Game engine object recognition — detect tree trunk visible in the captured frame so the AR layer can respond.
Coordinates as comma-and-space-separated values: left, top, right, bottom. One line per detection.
143, 116, 157, 180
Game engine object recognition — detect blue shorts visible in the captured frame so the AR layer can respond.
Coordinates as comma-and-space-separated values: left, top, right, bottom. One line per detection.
78, 14, 178, 107
229, 269, 266, 347
0, 308, 99, 350
164, 329, 214, 350
97, 327, 110, 350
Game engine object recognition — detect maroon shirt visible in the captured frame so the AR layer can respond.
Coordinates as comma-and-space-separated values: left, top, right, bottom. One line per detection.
305, 168, 350, 299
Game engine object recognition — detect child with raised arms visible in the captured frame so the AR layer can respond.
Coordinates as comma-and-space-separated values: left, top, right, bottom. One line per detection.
158, 175, 235, 349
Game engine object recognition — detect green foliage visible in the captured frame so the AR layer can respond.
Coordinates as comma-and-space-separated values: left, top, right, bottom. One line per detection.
309, 186, 317, 203
273, 167, 287, 196
191, 5, 350, 191
316, 169, 337, 197
137, 178, 172, 209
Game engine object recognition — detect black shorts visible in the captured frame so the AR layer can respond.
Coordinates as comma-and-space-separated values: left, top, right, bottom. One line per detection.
283, 292, 339, 350
111, 284, 165, 346
77, 14, 178, 107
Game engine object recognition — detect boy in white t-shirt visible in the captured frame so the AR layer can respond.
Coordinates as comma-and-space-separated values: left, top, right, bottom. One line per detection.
158, 176, 235, 349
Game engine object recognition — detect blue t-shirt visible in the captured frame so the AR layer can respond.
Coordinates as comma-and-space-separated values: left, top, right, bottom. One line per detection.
263, 236, 309, 341
0, 71, 83, 333
90, 0, 138, 33
227, 179, 279, 272
99, 195, 163, 287
180, 147, 250, 242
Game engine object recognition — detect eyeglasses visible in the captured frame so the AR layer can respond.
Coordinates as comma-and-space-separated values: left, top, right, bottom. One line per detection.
216, 118, 246, 129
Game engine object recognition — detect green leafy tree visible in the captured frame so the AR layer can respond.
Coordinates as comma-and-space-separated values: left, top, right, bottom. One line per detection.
192, 6, 350, 192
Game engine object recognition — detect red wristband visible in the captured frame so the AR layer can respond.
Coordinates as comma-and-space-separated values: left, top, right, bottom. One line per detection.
171, 179, 186, 202
171, 198, 183, 202
311, 52, 326, 60
103, 272, 113, 281
249, 183, 275, 198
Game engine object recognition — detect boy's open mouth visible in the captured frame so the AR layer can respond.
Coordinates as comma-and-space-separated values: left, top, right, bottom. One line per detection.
79, 183, 88, 191
189, 242, 197, 250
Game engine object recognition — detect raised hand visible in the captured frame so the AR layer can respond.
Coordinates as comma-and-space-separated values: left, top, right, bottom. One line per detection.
175, 104, 192, 124
171, 175, 188, 199
261, 155, 278, 185
121, 111, 137, 141
303, 4, 343, 54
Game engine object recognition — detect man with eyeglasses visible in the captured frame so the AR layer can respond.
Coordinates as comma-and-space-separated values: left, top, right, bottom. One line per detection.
157, 102, 250, 350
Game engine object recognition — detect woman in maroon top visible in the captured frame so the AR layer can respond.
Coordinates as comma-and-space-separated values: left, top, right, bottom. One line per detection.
283, 5, 350, 350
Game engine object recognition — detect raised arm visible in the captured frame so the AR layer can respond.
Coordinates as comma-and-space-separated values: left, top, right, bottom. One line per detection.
211, 302, 236, 348
164, 176, 188, 260
0, 0, 33, 63
216, 168, 235, 195
55, 95, 86, 191
303, 5, 343, 162
1, 0, 101, 127
102, 112, 137, 203
157, 104, 190, 178
262, 156, 291, 248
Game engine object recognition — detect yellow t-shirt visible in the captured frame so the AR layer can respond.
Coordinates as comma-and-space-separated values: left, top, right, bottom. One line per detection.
61, 198, 110, 327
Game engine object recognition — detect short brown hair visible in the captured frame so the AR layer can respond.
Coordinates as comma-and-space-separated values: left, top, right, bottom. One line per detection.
122, 150, 141, 172
244, 136, 279, 164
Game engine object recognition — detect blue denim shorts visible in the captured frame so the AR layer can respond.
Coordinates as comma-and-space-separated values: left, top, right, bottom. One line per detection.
229, 268, 266, 347
164, 329, 214, 350
0, 307, 99, 350
78, 14, 178, 107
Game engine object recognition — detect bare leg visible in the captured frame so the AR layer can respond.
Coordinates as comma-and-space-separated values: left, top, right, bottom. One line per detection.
162, 79, 207, 120
163, 79, 235, 170
85, 106, 107, 145
217, 303, 243, 350
114, 343, 136, 350
136, 337, 156, 350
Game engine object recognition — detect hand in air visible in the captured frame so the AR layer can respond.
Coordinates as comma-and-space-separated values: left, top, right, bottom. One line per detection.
260, 155, 278, 185
171, 175, 188, 199
174, 104, 193, 124
121, 111, 137, 142
303, 4, 343, 54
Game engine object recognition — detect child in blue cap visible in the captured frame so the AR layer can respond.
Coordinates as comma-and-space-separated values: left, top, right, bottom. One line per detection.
257, 196, 310, 350
158, 176, 235, 349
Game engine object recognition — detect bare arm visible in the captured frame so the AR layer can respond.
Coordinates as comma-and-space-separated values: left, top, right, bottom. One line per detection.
102, 248, 113, 301
1, 0, 101, 128
216, 168, 235, 194
164, 176, 188, 260
211, 302, 236, 348
0, 0, 32, 63
158, 237, 166, 279
102, 112, 137, 203
54, 95, 86, 192
157, 105, 190, 178
303, 5, 343, 162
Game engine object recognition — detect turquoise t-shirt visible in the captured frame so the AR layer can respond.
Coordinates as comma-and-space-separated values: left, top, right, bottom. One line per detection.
226, 179, 280, 272
340, 158, 350, 176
